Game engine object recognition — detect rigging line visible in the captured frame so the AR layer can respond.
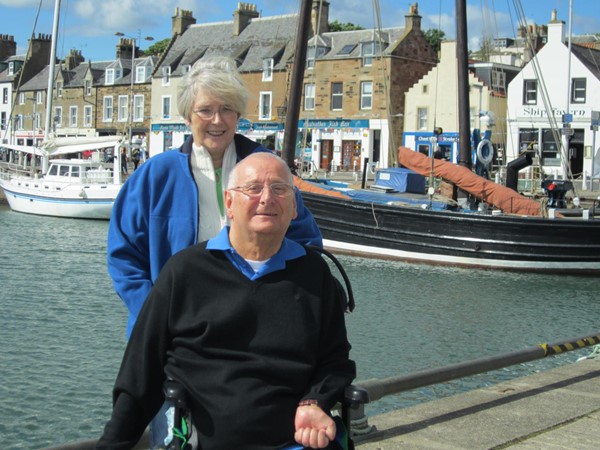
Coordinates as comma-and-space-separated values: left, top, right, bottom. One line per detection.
513, 0, 572, 185
371, 0, 395, 161
432, 0, 442, 131
1, 0, 45, 144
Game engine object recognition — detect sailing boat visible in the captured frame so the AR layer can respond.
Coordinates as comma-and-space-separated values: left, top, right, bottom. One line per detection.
286, 0, 600, 275
0, 0, 124, 219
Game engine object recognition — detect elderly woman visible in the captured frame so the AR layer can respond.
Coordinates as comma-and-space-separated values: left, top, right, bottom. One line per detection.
106, 56, 322, 447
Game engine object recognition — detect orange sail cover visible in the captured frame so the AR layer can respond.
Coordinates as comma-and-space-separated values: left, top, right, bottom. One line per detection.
398, 146, 542, 216
293, 176, 349, 199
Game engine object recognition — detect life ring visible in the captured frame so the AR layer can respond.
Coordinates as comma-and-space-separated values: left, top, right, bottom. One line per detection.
476, 139, 494, 165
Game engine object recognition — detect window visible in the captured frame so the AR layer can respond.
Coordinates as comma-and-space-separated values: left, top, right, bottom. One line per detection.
134, 95, 144, 122
105, 68, 115, 85
16, 114, 23, 130
262, 58, 274, 81
523, 79, 537, 105
2, 88, 7, 104
136, 66, 146, 83
306, 46, 328, 69
36, 91, 43, 104
8, 62, 14, 76
18, 92, 25, 105
422, 84, 428, 94
54, 107, 62, 128
34, 112, 41, 130
84, 79, 92, 96
491, 69, 506, 94
304, 83, 315, 110
331, 82, 343, 110
162, 96, 171, 119
83, 105, 92, 127
69, 106, 77, 127
182, 64, 192, 74
259, 92, 272, 120
162, 66, 171, 86
571, 78, 586, 103
103, 96, 113, 122
541, 128, 560, 166
118, 95, 128, 122
338, 44, 356, 55
1, 112, 6, 130
56, 81, 63, 97
417, 107, 427, 130
361, 42, 381, 66
360, 81, 373, 110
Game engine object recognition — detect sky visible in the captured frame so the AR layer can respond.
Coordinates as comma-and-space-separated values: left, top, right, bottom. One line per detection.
1, 0, 599, 62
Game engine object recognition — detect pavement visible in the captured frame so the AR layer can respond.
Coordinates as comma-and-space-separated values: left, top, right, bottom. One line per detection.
353, 357, 600, 449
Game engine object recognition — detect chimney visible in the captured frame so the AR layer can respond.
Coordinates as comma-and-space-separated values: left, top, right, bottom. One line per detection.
65, 49, 84, 70
172, 8, 196, 37
233, 3, 259, 36
0, 34, 16, 61
547, 9, 566, 44
116, 38, 137, 60
405, 2, 422, 31
27, 33, 52, 64
311, 0, 330, 36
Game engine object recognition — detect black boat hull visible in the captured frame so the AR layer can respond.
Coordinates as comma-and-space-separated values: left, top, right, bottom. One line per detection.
300, 192, 600, 275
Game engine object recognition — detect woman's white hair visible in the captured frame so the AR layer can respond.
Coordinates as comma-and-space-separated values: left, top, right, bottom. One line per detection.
177, 56, 248, 121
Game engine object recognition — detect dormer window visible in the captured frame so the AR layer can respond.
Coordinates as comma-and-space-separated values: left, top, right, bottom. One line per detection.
162, 66, 171, 86
361, 42, 382, 66
56, 81, 63, 97
106, 68, 115, 85
306, 45, 328, 69
8, 62, 14, 76
136, 66, 146, 83
262, 58, 274, 81
182, 64, 192, 74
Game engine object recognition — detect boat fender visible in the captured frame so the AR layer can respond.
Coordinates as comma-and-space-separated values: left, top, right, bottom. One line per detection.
476, 139, 493, 165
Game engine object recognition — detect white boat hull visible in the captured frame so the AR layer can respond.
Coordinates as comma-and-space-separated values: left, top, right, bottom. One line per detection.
0, 178, 120, 220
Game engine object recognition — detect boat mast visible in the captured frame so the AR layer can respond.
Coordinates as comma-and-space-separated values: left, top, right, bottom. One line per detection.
282, 0, 313, 172
456, 0, 472, 169
44, 0, 60, 142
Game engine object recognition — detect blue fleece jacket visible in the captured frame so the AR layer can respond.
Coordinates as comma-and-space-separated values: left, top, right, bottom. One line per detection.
107, 134, 322, 337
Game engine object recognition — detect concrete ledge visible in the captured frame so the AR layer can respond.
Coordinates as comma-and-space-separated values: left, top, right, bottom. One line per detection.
356, 358, 600, 449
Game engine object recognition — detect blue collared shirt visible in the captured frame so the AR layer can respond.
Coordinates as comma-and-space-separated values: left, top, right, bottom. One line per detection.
206, 227, 307, 280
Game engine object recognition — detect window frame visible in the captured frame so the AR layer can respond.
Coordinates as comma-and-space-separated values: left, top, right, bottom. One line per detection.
304, 83, 315, 111
523, 79, 537, 105
259, 91, 272, 120
331, 82, 343, 111
360, 81, 373, 110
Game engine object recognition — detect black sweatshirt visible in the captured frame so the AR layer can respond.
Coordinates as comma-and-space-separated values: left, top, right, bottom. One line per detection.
98, 243, 355, 449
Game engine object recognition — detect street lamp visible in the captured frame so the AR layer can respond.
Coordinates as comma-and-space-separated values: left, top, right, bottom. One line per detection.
114, 31, 154, 150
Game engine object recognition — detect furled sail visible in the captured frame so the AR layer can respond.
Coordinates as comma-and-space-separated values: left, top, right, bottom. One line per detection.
398, 147, 542, 216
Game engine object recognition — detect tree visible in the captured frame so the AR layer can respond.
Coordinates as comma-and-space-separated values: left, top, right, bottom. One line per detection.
329, 20, 364, 32
423, 29, 445, 54
142, 38, 170, 56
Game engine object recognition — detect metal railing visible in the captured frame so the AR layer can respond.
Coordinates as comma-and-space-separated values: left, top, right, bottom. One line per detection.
343, 331, 600, 438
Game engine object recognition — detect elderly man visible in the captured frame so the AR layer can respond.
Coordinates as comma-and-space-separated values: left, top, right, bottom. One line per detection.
98, 153, 355, 450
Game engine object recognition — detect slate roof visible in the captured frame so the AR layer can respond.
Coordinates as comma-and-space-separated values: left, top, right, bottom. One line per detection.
307, 28, 406, 60
158, 14, 300, 76
572, 44, 600, 80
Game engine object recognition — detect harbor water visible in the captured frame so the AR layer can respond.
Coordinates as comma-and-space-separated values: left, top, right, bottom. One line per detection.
1, 204, 599, 449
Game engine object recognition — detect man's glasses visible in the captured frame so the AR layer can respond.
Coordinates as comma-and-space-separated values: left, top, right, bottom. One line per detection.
192, 106, 238, 120
230, 183, 294, 198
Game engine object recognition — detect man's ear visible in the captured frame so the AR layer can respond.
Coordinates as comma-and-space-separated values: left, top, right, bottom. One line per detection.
225, 190, 234, 220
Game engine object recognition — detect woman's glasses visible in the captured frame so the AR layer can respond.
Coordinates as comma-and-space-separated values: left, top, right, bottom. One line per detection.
192, 106, 238, 120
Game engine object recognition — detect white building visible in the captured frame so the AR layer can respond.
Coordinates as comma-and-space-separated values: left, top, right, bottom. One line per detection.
506, 10, 600, 182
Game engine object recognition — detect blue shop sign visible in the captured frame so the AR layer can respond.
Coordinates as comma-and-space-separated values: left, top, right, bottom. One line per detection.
298, 119, 369, 129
